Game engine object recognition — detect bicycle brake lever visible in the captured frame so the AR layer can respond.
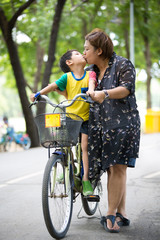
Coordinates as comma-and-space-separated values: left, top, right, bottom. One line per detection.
29, 95, 42, 108
28, 100, 38, 108
85, 96, 94, 104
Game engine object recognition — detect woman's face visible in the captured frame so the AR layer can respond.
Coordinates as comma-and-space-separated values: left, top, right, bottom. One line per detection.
83, 40, 98, 65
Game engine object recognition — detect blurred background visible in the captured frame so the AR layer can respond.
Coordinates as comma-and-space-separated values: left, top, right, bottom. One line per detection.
0, 0, 160, 149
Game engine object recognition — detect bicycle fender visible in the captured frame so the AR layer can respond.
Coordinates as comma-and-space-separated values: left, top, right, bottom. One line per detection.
53, 151, 68, 166
53, 151, 65, 156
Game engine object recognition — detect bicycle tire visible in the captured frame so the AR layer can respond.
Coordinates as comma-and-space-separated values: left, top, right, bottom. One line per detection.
81, 181, 102, 216
22, 137, 31, 150
3, 136, 12, 152
42, 154, 73, 239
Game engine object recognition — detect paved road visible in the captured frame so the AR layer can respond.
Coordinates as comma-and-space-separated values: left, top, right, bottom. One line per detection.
0, 133, 160, 240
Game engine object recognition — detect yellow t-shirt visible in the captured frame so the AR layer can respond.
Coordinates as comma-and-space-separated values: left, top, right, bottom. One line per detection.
55, 71, 90, 121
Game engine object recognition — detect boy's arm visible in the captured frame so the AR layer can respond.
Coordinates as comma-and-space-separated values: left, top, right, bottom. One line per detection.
87, 71, 97, 96
88, 79, 96, 92
54, 89, 68, 99
30, 82, 58, 102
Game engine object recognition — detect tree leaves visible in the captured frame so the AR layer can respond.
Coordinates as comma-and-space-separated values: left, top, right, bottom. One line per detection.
0, 0, 160, 114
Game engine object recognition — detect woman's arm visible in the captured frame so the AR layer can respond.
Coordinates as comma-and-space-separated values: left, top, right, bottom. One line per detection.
89, 86, 130, 104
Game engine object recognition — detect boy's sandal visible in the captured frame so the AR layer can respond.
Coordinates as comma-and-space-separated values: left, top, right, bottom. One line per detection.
82, 179, 93, 196
116, 212, 130, 226
100, 215, 120, 233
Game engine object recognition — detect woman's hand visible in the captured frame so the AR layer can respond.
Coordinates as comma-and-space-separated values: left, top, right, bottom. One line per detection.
89, 91, 105, 104
89, 87, 130, 103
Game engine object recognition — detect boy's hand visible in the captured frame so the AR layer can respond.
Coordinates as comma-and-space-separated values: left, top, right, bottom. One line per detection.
86, 89, 95, 97
89, 91, 105, 104
30, 93, 35, 102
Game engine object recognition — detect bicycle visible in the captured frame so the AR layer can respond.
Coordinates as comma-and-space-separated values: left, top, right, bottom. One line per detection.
29, 93, 102, 239
3, 127, 31, 151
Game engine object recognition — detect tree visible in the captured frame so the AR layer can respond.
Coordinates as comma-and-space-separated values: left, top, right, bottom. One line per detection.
0, 0, 159, 138
0, 0, 66, 147
37, 0, 66, 115
135, 0, 152, 109
0, 0, 39, 147
135, 0, 160, 109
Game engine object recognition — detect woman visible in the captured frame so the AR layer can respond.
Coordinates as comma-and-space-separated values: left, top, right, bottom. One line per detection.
83, 28, 140, 233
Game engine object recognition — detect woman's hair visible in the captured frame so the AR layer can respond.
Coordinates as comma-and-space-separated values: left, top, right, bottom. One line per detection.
85, 28, 113, 59
59, 49, 76, 73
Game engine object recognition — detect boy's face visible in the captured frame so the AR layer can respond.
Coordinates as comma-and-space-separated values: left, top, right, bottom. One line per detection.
70, 51, 86, 66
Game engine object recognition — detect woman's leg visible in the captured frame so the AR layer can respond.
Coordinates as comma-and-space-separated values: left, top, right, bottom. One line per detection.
107, 164, 127, 230
117, 182, 127, 217
81, 133, 89, 181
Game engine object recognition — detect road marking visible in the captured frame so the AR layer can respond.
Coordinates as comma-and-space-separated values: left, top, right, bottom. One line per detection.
0, 170, 43, 189
144, 171, 160, 179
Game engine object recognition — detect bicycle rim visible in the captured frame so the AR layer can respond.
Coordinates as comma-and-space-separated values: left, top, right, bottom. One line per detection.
42, 154, 73, 239
4, 140, 12, 152
22, 137, 31, 150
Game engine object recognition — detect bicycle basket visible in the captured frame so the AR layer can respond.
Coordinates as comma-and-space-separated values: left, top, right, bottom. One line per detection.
34, 113, 83, 148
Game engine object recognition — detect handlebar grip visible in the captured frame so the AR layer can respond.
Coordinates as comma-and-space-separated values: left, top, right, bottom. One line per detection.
35, 95, 41, 101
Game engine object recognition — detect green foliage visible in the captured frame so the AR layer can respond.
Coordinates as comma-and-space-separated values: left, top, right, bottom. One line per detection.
0, 0, 160, 117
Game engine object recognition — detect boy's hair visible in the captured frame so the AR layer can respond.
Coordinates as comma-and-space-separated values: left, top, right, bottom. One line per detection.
59, 49, 76, 73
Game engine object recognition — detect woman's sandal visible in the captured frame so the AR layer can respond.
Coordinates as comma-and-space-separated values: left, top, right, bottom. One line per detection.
100, 215, 120, 233
116, 212, 130, 226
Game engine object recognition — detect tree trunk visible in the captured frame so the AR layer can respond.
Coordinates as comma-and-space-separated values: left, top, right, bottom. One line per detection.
33, 41, 44, 92
6, 33, 39, 147
144, 38, 152, 109
135, 0, 152, 109
0, 0, 67, 147
124, 29, 130, 60
143, 0, 152, 109
37, 0, 67, 115
0, 1, 39, 147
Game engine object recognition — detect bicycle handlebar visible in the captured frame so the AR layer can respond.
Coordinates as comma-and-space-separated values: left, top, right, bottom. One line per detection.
29, 93, 94, 109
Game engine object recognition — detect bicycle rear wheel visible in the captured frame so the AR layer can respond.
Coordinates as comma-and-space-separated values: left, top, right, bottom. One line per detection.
22, 136, 31, 150
42, 154, 73, 239
81, 181, 102, 216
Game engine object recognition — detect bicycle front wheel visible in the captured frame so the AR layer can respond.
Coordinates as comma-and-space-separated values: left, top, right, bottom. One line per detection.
42, 154, 73, 239
22, 136, 31, 150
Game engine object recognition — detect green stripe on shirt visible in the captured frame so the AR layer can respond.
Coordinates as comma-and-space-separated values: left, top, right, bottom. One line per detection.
55, 73, 67, 91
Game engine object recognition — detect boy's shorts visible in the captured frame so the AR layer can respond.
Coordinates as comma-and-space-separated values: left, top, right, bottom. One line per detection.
80, 121, 88, 135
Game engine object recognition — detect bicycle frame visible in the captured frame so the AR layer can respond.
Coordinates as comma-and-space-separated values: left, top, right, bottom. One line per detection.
49, 139, 82, 196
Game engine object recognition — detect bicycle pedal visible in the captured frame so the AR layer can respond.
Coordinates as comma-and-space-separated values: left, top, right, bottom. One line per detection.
84, 195, 100, 202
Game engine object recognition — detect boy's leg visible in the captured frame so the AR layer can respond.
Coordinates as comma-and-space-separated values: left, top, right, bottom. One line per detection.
81, 133, 89, 181
81, 133, 93, 195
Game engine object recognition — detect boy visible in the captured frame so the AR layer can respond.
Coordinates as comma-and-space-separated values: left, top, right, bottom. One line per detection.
30, 50, 97, 196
